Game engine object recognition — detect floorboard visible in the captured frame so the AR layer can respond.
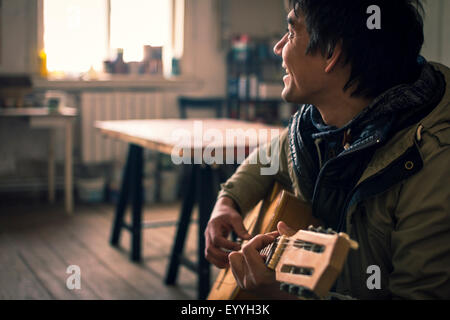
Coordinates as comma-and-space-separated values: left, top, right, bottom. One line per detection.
0, 200, 220, 300
0, 233, 53, 299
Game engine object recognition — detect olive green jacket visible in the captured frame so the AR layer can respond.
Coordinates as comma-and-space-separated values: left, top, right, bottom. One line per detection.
218, 62, 450, 299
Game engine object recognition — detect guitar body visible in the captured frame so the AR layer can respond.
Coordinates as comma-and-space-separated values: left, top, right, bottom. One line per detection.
207, 182, 321, 300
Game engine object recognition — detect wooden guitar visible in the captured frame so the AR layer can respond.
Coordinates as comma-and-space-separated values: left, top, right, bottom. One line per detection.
263, 226, 358, 299
207, 182, 322, 300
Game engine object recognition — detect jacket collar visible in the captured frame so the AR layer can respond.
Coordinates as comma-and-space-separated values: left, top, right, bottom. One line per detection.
357, 62, 449, 185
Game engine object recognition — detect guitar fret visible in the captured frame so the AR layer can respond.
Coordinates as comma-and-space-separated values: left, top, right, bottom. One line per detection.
261, 238, 278, 263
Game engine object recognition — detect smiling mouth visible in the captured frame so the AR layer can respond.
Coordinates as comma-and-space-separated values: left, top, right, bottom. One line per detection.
282, 64, 291, 76
282, 65, 291, 82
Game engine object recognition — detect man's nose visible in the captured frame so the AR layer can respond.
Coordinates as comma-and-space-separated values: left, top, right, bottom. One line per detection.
273, 34, 287, 56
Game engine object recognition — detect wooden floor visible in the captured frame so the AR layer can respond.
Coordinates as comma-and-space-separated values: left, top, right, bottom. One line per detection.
0, 197, 220, 300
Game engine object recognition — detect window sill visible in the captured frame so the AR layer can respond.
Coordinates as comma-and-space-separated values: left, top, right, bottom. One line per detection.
32, 75, 203, 92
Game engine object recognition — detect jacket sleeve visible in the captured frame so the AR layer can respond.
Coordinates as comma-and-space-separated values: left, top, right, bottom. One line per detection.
217, 128, 292, 215
389, 129, 450, 299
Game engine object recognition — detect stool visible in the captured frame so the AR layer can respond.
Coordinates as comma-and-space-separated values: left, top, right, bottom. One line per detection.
163, 96, 229, 299
164, 163, 222, 300
109, 144, 182, 261
178, 96, 225, 119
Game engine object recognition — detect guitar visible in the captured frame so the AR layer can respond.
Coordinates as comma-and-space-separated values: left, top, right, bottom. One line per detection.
207, 182, 322, 300
263, 225, 358, 299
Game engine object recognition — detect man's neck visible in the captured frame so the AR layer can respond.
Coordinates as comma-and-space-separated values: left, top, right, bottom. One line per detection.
314, 92, 373, 128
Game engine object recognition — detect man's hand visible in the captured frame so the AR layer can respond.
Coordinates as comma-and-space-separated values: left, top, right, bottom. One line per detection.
205, 196, 252, 268
228, 221, 298, 299
228, 231, 279, 290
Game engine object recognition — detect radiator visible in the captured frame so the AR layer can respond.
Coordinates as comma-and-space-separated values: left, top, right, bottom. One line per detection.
81, 92, 163, 164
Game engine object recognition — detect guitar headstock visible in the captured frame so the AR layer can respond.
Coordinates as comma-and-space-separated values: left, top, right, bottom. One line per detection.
266, 226, 358, 299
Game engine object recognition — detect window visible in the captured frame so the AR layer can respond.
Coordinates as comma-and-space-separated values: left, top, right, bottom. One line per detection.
43, 0, 173, 76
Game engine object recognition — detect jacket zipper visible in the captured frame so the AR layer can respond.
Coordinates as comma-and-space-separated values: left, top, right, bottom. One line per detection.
312, 136, 382, 231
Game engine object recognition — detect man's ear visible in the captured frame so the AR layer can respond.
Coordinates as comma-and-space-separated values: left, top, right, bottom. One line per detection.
324, 41, 343, 73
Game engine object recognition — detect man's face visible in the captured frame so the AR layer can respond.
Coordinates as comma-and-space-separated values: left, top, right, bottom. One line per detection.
274, 10, 327, 104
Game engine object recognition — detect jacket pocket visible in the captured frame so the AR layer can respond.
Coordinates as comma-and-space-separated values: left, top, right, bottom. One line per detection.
347, 204, 392, 299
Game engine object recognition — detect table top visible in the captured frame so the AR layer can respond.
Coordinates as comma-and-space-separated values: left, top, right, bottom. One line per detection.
0, 107, 77, 117
96, 118, 283, 158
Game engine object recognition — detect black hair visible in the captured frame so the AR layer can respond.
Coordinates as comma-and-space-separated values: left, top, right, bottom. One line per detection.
289, 0, 425, 98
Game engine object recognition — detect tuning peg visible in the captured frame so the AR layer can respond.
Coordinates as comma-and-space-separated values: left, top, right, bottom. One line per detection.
308, 225, 339, 235
280, 283, 305, 298
280, 282, 290, 293
288, 284, 299, 295
339, 232, 359, 250
299, 287, 319, 300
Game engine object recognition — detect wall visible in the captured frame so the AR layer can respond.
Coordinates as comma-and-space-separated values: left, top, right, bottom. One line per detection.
0, 0, 39, 74
225, 0, 285, 39
181, 0, 226, 97
421, 0, 450, 66
443, 0, 450, 66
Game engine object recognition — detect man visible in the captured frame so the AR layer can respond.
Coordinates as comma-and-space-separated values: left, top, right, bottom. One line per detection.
205, 0, 450, 299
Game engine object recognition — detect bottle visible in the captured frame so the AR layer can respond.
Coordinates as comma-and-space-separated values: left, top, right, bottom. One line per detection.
39, 50, 48, 78
248, 74, 259, 99
114, 48, 128, 74
238, 75, 248, 100
171, 58, 180, 76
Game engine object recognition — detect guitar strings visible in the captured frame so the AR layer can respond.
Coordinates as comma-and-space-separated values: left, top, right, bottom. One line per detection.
261, 238, 328, 265
262, 239, 326, 252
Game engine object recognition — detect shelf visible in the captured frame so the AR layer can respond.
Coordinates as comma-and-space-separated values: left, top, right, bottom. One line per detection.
32, 75, 203, 92
0, 107, 77, 117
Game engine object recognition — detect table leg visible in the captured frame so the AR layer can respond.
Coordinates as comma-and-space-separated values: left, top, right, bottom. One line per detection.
110, 144, 144, 262
110, 145, 133, 246
196, 164, 214, 300
48, 128, 55, 204
165, 164, 197, 285
65, 120, 73, 214
164, 164, 216, 299
130, 145, 143, 262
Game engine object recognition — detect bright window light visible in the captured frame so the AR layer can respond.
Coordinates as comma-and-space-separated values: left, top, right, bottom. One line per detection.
44, 0, 107, 74
110, 0, 171, 62
44, 0, 171, 74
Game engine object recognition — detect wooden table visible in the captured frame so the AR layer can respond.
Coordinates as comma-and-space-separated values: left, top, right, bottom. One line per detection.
96, 118, 281, 299
0, 107, 77, 214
